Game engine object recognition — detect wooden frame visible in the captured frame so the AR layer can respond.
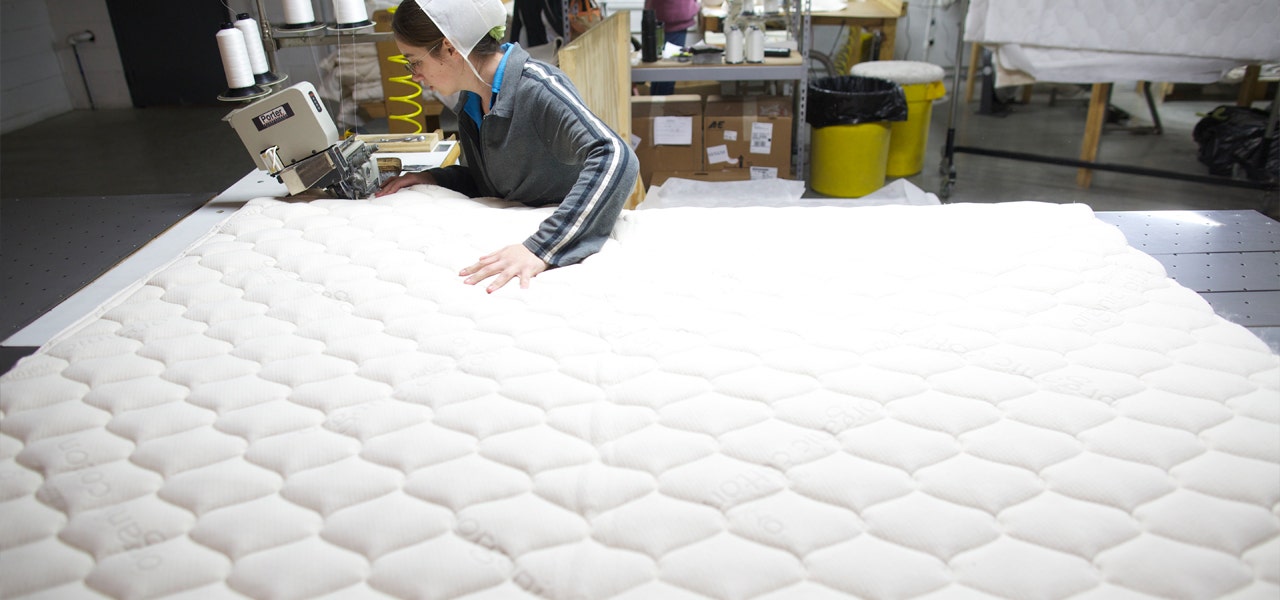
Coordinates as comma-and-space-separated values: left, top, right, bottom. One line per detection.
557, 11, 647, 208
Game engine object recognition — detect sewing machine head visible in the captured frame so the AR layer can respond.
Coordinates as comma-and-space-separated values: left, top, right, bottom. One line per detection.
227, 81, 380, 199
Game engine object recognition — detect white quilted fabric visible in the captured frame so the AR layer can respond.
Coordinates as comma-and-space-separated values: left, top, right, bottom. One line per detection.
968, 0, 1280, 61
2, 188, 1279, 599
966, 0, 1280, 84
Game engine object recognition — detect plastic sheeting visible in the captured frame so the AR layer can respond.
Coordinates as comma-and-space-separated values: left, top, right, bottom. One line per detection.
806, 76, 908, 128
640, 177, 941, 208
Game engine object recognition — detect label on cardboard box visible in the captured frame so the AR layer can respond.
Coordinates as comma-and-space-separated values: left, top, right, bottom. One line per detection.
750, 122, 773, 154
750, 166, 777, 179
724, 130, 738, 141
629, 134, 641, 151
706, 145, 731, 165
654, 116, 693, 146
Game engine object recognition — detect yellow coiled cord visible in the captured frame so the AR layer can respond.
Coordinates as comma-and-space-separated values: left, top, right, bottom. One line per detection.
384, 7, 424, 134
386, 55, 425, 134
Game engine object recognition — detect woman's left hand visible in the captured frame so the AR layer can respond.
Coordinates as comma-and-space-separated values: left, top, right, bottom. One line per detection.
461, 244, 549, 293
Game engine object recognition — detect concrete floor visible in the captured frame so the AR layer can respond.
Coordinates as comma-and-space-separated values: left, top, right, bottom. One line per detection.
0, 82, 1277, 372
1, 106, 247, 199
908, 85, 1277, 214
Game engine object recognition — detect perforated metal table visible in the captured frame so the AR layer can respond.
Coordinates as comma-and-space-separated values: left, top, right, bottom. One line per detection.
1096, 210, 1280, 353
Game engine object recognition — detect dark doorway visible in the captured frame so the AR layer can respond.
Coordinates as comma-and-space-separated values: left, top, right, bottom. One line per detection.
105, 1, 233, 107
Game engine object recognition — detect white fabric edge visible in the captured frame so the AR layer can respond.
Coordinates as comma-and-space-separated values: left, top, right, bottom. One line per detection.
2, 172, 287, 353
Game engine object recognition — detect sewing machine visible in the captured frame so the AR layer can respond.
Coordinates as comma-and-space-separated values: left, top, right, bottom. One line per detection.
227, 81, 381, 199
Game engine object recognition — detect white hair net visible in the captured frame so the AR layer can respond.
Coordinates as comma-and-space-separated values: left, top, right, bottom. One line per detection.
415, 0, 507, 59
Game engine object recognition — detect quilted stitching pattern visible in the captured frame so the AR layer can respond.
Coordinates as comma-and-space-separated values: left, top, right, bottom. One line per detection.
2, 191, 1278, 599
967, 0, 1280, 62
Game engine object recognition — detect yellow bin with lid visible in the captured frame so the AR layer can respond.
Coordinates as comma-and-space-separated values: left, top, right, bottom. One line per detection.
850, 61, 946, 177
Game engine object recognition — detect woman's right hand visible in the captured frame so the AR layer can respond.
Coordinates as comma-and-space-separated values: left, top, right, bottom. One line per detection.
376, 171, 436, 197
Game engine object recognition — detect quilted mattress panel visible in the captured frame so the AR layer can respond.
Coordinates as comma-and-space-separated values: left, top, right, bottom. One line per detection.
2, 189, 1278, 599
966, 0, 1280, 62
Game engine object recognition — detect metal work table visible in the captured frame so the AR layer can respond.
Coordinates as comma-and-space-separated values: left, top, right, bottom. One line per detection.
1, 146, 458, 374
1096, 209, 1280, 353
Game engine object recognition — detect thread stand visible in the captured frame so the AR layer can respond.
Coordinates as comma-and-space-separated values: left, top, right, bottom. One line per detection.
255, 71, 289, 86
275, 22, 326, 33
328, 21, 375, 32
254, 0, 391, 62
235, 13, 289, 88
217, 85, 270, 102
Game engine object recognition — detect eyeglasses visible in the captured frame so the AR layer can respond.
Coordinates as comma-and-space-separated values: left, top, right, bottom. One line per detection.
401, 42, 444, 75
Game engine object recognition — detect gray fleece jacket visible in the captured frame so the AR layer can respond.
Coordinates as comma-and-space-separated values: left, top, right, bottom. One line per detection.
427, 44, 639, 268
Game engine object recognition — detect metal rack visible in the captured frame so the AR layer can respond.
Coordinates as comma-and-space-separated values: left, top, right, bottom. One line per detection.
630, 0, 813, 178
251, 0, 392, 68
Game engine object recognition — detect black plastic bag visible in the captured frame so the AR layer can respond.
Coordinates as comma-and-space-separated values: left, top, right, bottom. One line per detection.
1192, 105, 1278, 184
806, 76, 908, 128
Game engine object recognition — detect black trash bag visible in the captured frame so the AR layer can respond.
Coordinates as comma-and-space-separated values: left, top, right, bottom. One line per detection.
1192, 105, 1278, 184
806, 76, 909, 128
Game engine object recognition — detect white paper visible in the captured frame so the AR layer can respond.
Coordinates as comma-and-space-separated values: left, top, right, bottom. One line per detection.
654, 116, 693, 146
750, 122, 773, 154
749, 166, 777, 180
706, 145, 731, 165
629, 134, 641, 151
724, 130, 738, 141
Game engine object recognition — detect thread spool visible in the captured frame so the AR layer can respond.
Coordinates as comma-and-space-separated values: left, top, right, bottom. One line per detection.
281, 0, 321, 30
216, 23, 268, 101
234, 14, 286, 86
724, 26, 744, 64
745, 25, 764, 63
331, 0, 373, 29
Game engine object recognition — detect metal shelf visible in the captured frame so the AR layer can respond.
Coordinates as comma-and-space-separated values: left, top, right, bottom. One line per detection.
630, 0, 813, 178
272, 29, 392, 49
631, 59, 804, 83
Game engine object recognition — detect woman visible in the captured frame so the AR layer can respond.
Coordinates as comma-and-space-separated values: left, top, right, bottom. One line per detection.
644, 0, 699, 94
377, 0, 639, 294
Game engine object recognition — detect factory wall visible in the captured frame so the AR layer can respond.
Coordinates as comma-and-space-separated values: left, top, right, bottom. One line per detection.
48, 0, 131, 111
891, 0, 964, 68
806, 0, 964, 74
0, 0, 381, 134
2, 0, 136, 133
2, 0, 75, 133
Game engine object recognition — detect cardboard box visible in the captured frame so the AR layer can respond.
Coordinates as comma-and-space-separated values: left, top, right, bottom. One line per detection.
631, 95, 704, 188
703, 95, 793, 178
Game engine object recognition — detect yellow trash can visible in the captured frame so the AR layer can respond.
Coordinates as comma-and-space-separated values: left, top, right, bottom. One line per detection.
806, 76, 908, 197
811, 121, 892, 197
850, 61, 946, 177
